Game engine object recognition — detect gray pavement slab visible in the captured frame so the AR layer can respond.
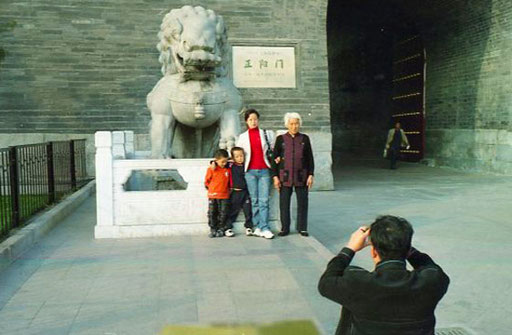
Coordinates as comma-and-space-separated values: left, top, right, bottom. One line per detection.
309, 157, 512, 334
1, 157, 511, 334
0, 197, 339, 335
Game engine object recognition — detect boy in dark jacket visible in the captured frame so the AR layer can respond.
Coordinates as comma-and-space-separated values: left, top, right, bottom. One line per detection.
226, 147, 254, 237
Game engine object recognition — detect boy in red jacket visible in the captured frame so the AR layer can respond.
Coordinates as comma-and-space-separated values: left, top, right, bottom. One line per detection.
204, 149, 231, 238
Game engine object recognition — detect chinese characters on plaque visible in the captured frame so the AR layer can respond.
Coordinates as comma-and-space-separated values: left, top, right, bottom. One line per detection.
232, 46, 296, 88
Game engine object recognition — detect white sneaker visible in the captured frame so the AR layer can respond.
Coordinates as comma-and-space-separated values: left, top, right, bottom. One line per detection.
261, 229, 274, 239
245, 228, 253, 236
225, 229, 235, 237
253, 228, 262, 237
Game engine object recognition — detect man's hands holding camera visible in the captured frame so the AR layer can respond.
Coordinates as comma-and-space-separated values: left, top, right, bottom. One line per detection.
346, 226, 371, 252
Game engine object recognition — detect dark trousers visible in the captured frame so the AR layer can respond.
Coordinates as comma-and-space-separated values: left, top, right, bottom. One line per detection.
389, 147, 400, 169
226, 190, 253, 229
208, 198, 229, 231
279, 185, 309, 232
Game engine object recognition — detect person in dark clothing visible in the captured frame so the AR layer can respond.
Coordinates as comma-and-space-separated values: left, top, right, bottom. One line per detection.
318, 216, 450, 335
385, 122, 410, 169
225, 147, 254, 237
272, 112, 315, 237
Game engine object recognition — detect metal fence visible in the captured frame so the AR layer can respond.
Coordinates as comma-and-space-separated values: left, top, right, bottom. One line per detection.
0, 139, 90, 237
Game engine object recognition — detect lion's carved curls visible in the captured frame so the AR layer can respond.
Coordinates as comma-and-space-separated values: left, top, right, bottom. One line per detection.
156, 5, 229, 77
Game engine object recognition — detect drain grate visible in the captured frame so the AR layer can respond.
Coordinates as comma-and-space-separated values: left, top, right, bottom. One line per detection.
436, 327, 473, 335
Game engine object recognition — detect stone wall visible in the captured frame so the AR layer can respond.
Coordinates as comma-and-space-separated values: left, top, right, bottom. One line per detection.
0, 0, 333, 188
404, 0, 512, 173
328, 0, 512, 174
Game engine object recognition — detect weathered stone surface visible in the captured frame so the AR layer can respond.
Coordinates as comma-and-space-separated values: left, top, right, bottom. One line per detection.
147, 6, 242, 159
426, 129, 512, 174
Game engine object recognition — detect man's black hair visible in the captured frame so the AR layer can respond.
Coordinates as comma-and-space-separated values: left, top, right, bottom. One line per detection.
244, 108, 260, 121
370, 215, 413, 260
214, 149, 229, 159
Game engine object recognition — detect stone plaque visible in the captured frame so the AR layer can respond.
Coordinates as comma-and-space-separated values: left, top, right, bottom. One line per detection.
232, 46, 296, 88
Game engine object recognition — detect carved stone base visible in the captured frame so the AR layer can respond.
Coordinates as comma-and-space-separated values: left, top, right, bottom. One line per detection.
94, 131, 278, 238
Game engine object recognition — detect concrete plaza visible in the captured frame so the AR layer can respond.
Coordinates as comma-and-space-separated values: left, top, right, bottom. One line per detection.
0, 157, 511, 334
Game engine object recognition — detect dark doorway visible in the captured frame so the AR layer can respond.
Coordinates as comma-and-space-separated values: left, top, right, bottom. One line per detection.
327, 0, 425, 162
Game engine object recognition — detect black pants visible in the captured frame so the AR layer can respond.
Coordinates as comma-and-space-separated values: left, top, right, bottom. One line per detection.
226, 190, 253, 229
389, 147, 400, 169
279, 185, 309, 232
208, 198, 229, 231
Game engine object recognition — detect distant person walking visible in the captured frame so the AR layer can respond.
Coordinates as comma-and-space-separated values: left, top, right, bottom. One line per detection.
236, 109, 275, 239
272, 113, 314, 237
384, 122, 410, 169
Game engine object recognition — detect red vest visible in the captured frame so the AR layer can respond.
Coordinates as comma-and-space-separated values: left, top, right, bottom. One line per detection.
279, 133, 307, 187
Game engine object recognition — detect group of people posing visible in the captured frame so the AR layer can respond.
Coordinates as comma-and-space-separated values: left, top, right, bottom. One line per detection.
204, 108, 314, 239
204, 109, 450, 335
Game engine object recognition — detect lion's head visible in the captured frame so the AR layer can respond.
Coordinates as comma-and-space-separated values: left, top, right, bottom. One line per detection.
157, 6, 229, 79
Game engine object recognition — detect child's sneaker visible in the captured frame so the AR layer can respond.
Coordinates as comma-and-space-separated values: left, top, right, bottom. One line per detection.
245, 228, 253, 236
208, 230, 216, 238
215, 229, 225, 237
225, 229, 235, 237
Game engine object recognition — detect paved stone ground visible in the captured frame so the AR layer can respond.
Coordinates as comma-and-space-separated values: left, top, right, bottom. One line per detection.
309, 157, 512, 335
0, 197, 339, 335
1, 157, 511, 334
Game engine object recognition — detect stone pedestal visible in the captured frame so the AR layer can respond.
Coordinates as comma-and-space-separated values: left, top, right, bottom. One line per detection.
94, 131, 278, 238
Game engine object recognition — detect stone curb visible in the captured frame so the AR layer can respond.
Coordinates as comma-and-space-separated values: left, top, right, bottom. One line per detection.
0, 180, 96, 273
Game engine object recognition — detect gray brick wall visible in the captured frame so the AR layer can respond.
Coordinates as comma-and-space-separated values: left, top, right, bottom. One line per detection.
328, 0, 512, 173
0, 0, 330, 134
406, 0, 511, 131
408, 0, 512, 173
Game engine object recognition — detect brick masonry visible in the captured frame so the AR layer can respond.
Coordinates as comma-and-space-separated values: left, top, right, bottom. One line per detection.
0, 0, 334, 188
328, 0, 512, 174
0, 0, 330, 133
407, 0, 512, 173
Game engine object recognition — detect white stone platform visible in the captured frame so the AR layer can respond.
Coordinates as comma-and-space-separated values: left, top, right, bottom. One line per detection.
94, 131, 277, 239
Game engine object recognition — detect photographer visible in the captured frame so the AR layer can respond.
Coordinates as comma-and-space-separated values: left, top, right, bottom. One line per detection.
318, 216, 450, 335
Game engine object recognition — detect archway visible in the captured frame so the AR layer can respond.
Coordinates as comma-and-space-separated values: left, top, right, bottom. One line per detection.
326, 0, 425, 162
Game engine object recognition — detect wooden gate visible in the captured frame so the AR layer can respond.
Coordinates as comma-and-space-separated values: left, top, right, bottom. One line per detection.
391, 34, 425, 161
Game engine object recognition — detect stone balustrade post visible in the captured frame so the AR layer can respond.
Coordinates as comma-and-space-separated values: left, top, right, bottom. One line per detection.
95, 131, 114, 227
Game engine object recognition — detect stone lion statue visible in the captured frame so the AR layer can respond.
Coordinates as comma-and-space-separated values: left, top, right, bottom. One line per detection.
147, 5, 242, 158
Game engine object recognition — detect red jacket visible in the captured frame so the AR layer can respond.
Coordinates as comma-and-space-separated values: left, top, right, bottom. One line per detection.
204, 166, 231, 199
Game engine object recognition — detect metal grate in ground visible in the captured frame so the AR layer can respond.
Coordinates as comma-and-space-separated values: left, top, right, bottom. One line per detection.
436, 327, 473, 335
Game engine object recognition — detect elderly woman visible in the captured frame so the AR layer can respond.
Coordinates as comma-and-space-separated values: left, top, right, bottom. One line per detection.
236, 109, 275, 239
272, 113, 314, 237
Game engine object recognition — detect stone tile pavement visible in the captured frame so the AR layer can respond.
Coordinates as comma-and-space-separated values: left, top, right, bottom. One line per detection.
309, 157, 512, 334
1, 156, 511, 334
0, 197, 339, 335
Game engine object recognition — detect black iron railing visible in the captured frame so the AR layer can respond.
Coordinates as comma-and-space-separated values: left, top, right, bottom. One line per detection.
0, 139, 90, 237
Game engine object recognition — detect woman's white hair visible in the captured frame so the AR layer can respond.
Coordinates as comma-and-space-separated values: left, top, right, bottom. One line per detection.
284, 112, 302, 127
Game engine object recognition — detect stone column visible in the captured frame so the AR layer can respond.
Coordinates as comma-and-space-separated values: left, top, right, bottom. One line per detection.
112, 131, 126, 159
124, 131, 135, 159
95, 131, 114, 228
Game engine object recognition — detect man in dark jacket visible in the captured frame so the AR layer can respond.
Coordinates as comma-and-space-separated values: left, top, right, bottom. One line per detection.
318, 216, 449, 335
